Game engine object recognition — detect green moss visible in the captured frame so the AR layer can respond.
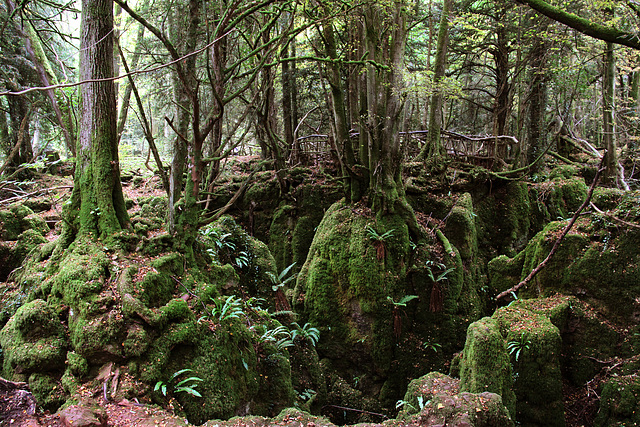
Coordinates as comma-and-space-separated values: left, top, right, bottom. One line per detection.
14, 229, 48, 261
0, 299, 67, 377
152, 253, 186, 276
493, 305, 564, 426
459, 317, 515, 418
136, 196, 168, 219
548, 165, 579, 180
475, 181, 531, 258
0, 205, 36, 240
420, 391, 515, 427
66, 351, 89, 377
269, 204, 296, 270
443, 193, 477, 260
592, 187, 624, 210
136, 271, 174, 308
487, 253, 525, 295
595, 375, 640, 427
295, 201, 411, 375
68, 309, 126, 360
28, 372, 66, 411
13, 299, 63, 340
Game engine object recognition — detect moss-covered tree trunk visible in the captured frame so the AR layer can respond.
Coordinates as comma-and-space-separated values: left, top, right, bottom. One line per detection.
416, 0, 450, 163
66, 0, 129, 242
526, 35, 548, 174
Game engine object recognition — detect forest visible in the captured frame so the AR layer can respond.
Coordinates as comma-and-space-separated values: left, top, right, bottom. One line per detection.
1, 0, 640, 426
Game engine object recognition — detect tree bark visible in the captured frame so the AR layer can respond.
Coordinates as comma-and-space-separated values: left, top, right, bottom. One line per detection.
66, 0, 129, 242
517, 0, 640, 50
417, 0, 450, 162
526, 35, 548, 174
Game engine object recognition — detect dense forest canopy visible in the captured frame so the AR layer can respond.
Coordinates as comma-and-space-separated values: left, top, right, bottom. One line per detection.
2, 0, 640, 426
1, 0, 639, 193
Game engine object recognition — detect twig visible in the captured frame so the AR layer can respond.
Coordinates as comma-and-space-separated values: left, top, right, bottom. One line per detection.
496, 155, 606, 301
590, 202, 640, 229
0, 185, 73, 206
198, 171, 257, 227
322, 405, 389, 420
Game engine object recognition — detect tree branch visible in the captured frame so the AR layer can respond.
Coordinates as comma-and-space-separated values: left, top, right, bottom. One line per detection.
517, 0, 640, 49
496, 155, 606, 301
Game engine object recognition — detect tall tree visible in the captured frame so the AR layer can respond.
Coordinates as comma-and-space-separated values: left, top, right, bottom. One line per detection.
417, 0, 450, 163
65, 0, 129, 243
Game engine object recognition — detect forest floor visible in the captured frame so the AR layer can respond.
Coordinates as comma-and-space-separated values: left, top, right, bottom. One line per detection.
0, 162, 345, 427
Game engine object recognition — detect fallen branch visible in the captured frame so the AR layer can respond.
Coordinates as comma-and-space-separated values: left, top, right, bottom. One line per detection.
198, 170, 257, 227
590, 202, 640, 230
0, 185, 73, 206
496, 155, 606, 301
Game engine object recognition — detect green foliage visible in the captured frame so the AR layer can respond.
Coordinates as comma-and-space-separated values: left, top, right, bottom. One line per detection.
423, 340, 442, 353
154, 368, 203, 398
507, 332, 531, 362
233, 251, 250, 268
258, 325, 294, 351
387, 294, 418, 307
425, 260, 455, 283
366, 226, 394, 242
267, 262, 297, 291
396, 395, 428, 412
290, 322, 320, 346
206, 295, 244, 323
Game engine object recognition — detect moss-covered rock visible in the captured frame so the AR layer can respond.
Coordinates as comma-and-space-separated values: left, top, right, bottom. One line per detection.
459, 317, 515, 417
493, 305, 564, 426
0, 205, 38, 240
493, 193, 640, 324
416, 391, 514, 427
443, 192, 478, 261
294, 201, 411, 379
28, 372, 66, 411
398, 371, 460, 419
474, 181, 531, 258
137, 196, 168, 219
0, 299, 68, 378
594, 375, 640, 427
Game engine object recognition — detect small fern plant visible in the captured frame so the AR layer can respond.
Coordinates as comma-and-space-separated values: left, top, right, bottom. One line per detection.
507, 332, 531, 362
154, 369, 203, 398
366, 226, 395, 260
207, 295, 244, 323
291, 322, 320, 346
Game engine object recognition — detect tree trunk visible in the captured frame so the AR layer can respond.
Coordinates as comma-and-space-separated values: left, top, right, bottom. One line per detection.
417, 0, 450, 162
6, 0, 76, 156
602, 41, 627, 189
66, 0, 129, 242
526, 36, 548, 174
116, 23, 145, 144
7, 96, 32, 166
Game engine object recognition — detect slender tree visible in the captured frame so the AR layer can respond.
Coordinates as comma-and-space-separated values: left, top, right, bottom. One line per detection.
65, 0, 129, 243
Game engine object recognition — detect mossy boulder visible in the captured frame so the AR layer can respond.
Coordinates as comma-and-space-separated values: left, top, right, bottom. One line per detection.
398, 371, 461, 418
458, 297, 574, 426
398, 371, 513, 426
474, 181, 531, 258
201, 216, 279, 304
459, 317, 515, 417
492, 192, 640, 323
137, 196, 168, 219
594, 374, 640, 427
0, 205, 47, 240
528, 176, 587, 232
415, 391, 514, 427
294, 201, 412, 379
0, 299, 68, 379
443, 192, 478, 261
493, 305, 564, 426
28, 372, 66, 411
